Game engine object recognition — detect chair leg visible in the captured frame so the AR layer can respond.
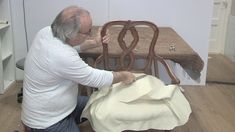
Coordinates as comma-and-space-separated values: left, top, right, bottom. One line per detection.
17, 88, 23, 103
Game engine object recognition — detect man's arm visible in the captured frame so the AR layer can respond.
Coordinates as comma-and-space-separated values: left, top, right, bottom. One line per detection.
52, 50, 135, 88
79, 39, 99, 51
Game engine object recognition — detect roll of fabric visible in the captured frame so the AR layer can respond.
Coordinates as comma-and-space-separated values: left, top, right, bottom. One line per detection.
81, 74, 191, 132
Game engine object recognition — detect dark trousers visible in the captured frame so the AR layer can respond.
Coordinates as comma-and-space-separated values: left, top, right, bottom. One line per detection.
24, 96, 89, 132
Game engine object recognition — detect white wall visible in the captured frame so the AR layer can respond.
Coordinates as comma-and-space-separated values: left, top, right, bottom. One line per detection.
24, 0, 109, 47
11, 0, 213, 85
10, 0, 27, 80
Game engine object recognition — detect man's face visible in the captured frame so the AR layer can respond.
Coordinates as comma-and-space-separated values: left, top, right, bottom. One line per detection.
69, 15, 92, 46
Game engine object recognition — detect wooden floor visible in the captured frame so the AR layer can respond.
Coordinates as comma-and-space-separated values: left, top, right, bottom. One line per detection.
0, 83, 22, 132
207, 54, 235, 84
0, 54, 235, 132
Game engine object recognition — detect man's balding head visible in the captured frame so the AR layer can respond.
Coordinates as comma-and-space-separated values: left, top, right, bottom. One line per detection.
61, 6, 89, 23
51, 6, 92, 44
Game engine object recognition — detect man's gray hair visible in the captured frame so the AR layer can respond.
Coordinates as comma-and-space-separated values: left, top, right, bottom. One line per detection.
51, 6, 89, 43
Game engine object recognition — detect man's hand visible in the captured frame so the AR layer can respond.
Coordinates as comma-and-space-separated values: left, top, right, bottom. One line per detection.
112, 71, 136, 85
79, 27, 110, 52
122, 71, 136, 85
94, 27, 110, 45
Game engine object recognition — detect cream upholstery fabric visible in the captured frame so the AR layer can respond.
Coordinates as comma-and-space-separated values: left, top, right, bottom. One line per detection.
81, 74, 191, 132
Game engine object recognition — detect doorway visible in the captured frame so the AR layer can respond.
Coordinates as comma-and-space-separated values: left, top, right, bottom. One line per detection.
209, 0, 232, 53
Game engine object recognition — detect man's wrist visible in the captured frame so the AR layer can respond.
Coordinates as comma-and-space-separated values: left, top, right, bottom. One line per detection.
112, 71, 123, 84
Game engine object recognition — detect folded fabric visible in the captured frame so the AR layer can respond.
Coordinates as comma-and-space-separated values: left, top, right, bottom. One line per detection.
81, 74, 191, 132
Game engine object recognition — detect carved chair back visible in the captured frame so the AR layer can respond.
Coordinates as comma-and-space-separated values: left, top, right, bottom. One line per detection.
94, 20, 180, 84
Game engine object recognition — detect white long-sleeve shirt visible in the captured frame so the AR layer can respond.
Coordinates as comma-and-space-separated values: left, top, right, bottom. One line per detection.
21, 26, 113, 129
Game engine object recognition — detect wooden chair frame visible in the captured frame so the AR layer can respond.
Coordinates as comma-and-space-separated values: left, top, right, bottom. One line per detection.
94, 20, 180, 84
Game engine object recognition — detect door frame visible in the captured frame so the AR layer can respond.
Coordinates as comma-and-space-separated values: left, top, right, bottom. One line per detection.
209, 0, 232, 54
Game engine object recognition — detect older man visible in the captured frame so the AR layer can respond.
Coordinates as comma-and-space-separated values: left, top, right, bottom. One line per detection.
21, 6, 135, 132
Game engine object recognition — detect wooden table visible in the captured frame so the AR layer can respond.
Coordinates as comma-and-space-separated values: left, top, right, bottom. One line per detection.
80, 27, 204, 79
